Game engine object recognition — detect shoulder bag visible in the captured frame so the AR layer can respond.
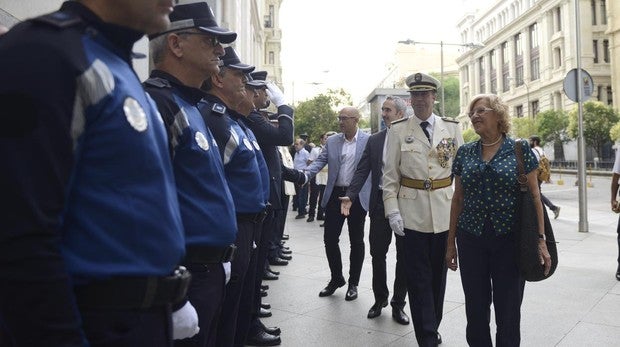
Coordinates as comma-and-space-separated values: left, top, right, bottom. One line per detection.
514, 140, 558, 281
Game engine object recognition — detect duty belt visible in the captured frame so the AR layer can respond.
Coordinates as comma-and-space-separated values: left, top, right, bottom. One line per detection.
74, 266, 191, 310
400, 176, 452, 190
184, 244, 236, 264
237, 210, 267, 224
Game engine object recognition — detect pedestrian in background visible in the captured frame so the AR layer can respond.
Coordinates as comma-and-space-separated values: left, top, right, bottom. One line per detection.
307, 132, 331, 223
383, 72, 463, 346
610, 146, 620, 281
293, 138, 310, 219
529, 135, 561, 219
447, 94, 551, 347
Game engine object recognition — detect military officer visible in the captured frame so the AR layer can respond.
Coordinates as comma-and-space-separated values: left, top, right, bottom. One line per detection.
383, 72, 464, 347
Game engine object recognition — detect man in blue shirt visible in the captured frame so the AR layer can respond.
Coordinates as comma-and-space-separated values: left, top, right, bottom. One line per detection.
293, 138, 311, 219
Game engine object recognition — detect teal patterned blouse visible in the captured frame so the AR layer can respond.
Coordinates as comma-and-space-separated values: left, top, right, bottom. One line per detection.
452, 137, 538, 236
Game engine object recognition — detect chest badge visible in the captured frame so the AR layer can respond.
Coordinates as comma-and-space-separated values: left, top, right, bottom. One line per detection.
405, 136, 414, 143
123, 97, 148, 132
195, 131, 210, 151
436, 138, 457, 168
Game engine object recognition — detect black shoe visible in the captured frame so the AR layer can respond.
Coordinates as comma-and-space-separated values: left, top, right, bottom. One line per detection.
280, 249, 292, 255
263, 271, 279, 281
317, 215, 324, 221
307, 216, 314, 222
616, 265, 620, 281
345, 285, 358, 301
263, 326, 281, 336
319, 223, 324, 227
245, 330, 281, 346
437, 332, 442, 344
391, 306, 410, 325
261, 284, 269, 291
261, 288, 268, 297
261, 302, 271, 309
258, 307, 272, 318
269, 257, 288, 266
278, 253, 292, 261
367, 300, 388, 318
267, 268, 280, 276
282, 234, 289, 240
295, 214, 306, 219
318, 278, 346, 297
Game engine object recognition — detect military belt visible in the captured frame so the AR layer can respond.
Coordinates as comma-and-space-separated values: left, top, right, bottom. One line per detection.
184, 244, 236, 264
400, 176, 452, 190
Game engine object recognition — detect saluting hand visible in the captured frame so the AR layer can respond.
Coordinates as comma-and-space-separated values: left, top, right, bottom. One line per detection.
339, 196, 352, 216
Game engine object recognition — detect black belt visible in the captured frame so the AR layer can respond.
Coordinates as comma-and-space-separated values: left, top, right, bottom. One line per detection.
334, 186, 349, 193
237, 210, 267, 224
184, 244, 236, 264
74, 266, 191, 310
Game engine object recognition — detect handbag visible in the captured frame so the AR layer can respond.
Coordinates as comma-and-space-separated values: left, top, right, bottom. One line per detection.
514, 140, 558, 282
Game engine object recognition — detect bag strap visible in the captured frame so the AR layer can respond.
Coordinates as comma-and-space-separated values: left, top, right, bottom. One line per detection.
514, 140, 528, 189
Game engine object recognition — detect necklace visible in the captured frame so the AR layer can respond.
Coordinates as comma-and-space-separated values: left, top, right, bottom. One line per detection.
481, 134, 503, 147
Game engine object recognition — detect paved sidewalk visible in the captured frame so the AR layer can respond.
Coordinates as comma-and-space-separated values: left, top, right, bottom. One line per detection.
262, 175, 620, 346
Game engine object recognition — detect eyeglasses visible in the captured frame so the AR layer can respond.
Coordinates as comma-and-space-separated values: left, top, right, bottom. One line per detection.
468, 107, 494, 117
337, 116, 357, 122
175, 31, 220, 47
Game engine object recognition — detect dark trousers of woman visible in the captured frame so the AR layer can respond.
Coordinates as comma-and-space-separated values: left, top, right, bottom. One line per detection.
616, 215, 620, 265
323, 188, 367, 285
457, 220, 525, 347
402, 229, 447, 347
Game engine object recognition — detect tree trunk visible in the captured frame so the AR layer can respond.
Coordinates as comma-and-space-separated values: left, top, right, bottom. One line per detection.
554, 141, 565, 161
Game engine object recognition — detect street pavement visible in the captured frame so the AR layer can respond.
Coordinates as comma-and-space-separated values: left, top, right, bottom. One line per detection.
261, 174, 620, 346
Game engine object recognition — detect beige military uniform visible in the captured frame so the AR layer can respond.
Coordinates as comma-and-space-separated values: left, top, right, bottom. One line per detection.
383, 114, 463, 233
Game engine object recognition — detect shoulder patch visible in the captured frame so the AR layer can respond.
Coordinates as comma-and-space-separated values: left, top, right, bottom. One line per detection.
33, 11, 82, 29
212, 103, 227, 115
391, 117, 408, 125
144, 77, 172, 89
441, 116, 459, 124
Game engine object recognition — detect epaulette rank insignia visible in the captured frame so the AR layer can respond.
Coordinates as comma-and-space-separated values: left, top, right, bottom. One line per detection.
34, 11, 82, 28
212, 103, 226, 115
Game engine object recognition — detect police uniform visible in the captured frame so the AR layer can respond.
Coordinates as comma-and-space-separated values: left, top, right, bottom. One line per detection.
0, 3, 186, 346
383, 72, 463, 347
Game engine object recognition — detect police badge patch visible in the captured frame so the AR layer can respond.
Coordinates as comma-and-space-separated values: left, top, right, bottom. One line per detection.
436, 138, 457, 167
123, 97, 148, 132
195, 131, 210, 151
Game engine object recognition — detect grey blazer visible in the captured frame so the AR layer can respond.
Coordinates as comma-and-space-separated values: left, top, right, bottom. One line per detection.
305, 129, 371, 211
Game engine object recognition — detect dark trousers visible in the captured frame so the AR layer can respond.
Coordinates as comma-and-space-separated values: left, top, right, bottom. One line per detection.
323, 188, 367, 285
617, 215, 620, 264
175, 263, 225, 347
308, 178, 325, 218
295, 184, 308, 215
538, 182, 557, 211
269, 195, 289, 260
457, 220, 525, 347
81, 306, 172, 347
216, 219, 256, 347
369, 209, 407, 307
403, 229, 447, 347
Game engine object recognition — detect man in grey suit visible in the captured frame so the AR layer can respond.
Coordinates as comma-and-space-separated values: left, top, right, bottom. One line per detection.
304, 106, 371, 301
340, 96, 409, 324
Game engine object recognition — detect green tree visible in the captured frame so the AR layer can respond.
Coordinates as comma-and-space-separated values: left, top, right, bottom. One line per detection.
610, 122, 620, 142
511, 117, 536, 139
535, 109, 569, 161
430, 73, 460, 118
293, 88, 352, 143
568, 101, 620, 158
462, 128, 480, 143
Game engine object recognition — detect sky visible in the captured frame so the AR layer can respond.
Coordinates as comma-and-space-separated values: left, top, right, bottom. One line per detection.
279, 0, 495, 105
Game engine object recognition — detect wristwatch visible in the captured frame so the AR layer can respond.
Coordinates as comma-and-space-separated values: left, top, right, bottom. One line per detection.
538, 233, 546, 241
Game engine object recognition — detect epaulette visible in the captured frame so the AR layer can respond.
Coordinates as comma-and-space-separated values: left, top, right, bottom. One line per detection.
32, 11, 82, 29
212, 103, 227, 115
441, 116, 460, 124
391, 117, 408, 125
143, 77, 171, 89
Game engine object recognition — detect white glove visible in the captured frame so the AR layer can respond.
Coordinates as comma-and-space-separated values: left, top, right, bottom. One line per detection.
222, 262, 231, 285
387, 210, 405, 236
172, 301, 200, 340
266, 82, 286, 107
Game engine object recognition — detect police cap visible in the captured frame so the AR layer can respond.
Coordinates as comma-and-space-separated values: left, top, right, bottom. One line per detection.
247, 71, 268, 88
222, 47, 255, 73
149, 1, 237, 43
405, 72, 440, 92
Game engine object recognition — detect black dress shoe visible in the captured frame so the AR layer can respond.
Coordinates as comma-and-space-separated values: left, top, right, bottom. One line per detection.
306, 216, 314, 222
367, 300, 388, 318
319, 223, 324, 227
616, 265, 620, 281
261, 302, 271, 309
278, 253, 292, 261
261, 288, 268, 297
263, 271, 279, 281
280, 249, 292, 255
282, 234, 289, 240
258, 307, 272, 318
294, 214, 305, 219
437, 332, 442, 344
267, 268, 280, 276
263, 326, 281, 336
318, 278, 346, 297
261, 284, 269, 291
391, 306, 410, 325
269, 257, 288, 266
345, 285, 358, 301
245, 330, 281, 346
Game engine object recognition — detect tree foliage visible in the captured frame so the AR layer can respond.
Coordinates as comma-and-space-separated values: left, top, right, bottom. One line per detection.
511, 117, 536, 139
462, 128, 480, 143
534, 110, 569, 146
293, 88, 352, 143
430, 73, 460, 118
610, 122, 620, 142
567, 101, 620, 158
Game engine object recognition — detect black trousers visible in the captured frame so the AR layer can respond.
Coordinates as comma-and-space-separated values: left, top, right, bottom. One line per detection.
369, 208, 407, 307
269, 195, 290, 260
457, 220, 525, 347
175, 263, 225, 347
403, 229, 447, 347
81, 305, 172, 347
308, 179, 325, 218
216, 219, 257, 347
616, 215, 620, 265
323, 188, 367, 285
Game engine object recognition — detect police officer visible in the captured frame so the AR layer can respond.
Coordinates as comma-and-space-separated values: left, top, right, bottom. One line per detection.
383, 73, 464, 347
0, 1, 187, 346
145, 2, 238, 346
201, 47, 278, 347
